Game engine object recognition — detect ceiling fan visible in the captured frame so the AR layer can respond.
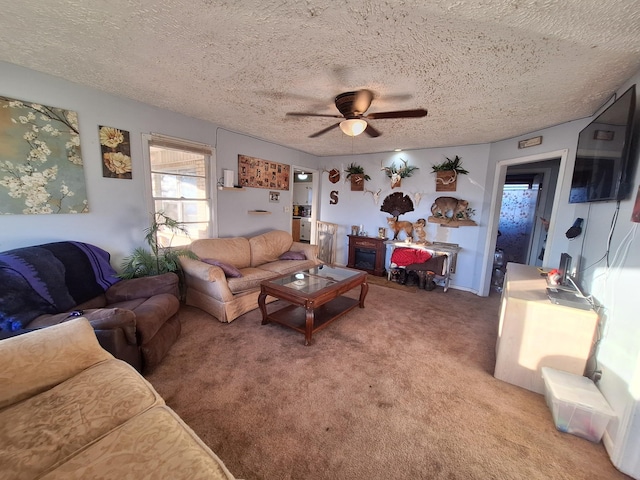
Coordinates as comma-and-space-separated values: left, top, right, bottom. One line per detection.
286, 89, 427, 138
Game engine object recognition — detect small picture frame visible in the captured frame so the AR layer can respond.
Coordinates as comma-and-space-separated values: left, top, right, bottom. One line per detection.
594, 130, 614, 141
269, 191, 280, 203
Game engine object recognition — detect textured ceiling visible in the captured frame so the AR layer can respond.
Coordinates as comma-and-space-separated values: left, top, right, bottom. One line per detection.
1, 1, 640, 157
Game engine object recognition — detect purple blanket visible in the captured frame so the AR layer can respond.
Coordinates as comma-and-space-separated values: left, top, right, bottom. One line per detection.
0, 241, 120, 331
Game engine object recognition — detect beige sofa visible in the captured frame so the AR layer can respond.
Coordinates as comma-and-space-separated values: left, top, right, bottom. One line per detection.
180, 230, 320, 322
0, 318, 235, 480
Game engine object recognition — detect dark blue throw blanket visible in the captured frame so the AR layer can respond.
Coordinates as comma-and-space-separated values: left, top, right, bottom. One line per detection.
0, 241, 120, 331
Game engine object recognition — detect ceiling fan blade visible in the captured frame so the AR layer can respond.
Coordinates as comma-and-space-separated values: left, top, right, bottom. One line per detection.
365, 108, 428, 119
309, 122, 341, 138
364, 123, 381, 137
286, 112, 343, 118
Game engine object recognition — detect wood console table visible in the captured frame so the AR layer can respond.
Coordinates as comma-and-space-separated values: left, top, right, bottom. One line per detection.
494, 263, 598, 394
347, 235, 386, 277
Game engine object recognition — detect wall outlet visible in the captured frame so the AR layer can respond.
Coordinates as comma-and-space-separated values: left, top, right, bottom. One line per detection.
283, 206, 290, 213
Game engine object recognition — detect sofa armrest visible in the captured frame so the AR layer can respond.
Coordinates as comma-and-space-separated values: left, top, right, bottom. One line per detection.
106, 272, 179, 303
180, 257, 234, 302
291, 241, 320, 264
180, 257, 227, 283
0, 317, 113, 410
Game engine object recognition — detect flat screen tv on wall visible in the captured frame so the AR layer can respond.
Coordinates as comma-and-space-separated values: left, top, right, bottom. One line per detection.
569, 85, 638, 203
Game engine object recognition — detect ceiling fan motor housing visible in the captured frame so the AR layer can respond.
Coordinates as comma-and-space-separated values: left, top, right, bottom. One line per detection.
335, 90, 373, 117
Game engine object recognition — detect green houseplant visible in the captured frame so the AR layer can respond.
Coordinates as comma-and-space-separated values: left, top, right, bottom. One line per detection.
344, 162, 370, 191
431, 155, 469, 174
120, 211, 198, 280
431, 155, 468, 191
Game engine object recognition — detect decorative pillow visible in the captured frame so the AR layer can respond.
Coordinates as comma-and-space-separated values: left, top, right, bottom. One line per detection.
201, 259, 243, 278
279, 250, 307, 261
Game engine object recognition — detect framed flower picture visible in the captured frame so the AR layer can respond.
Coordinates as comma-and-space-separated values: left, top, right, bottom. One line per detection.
0, 95, 88, 214
99, 125, 132, 179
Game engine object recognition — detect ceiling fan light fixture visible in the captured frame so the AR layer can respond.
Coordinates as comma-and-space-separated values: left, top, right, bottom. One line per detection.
339, 119, 367, 137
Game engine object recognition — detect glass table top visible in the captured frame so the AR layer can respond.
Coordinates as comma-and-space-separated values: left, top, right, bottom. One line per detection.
267, 265, 362, 295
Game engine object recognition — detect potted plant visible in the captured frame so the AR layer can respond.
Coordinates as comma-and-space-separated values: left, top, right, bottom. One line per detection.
120, 211, 198, 298
344, 162, 371, 191
381, 158, 419, 188
431, 155, 468, 191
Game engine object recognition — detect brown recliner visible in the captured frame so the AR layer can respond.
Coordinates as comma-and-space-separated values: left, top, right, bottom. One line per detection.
0, 241, 181, 372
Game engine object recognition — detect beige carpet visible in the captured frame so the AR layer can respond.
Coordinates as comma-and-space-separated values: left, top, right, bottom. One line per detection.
145, 283, 629, 480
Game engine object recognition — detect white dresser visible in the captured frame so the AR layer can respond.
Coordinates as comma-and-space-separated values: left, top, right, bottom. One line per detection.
494, 263, 599, 394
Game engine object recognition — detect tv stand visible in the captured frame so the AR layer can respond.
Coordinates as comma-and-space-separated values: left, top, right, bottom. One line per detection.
494, 263, 598, 394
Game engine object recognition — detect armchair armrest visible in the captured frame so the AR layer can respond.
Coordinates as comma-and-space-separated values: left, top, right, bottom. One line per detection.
105, 272, 179, 303
28, 308, 137, 345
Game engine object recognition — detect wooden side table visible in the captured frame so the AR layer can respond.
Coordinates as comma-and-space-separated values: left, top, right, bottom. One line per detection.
347, 235, 386, 276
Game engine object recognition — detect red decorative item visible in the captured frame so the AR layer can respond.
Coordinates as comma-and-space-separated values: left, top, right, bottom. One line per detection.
390, 248, 432, 267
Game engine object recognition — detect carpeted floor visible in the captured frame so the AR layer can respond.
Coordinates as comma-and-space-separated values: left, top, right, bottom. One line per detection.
145, 282, 629, 480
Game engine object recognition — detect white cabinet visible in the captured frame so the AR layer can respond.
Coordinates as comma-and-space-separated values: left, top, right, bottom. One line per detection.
494, 263, 598, 394
299, 218, 311, 242
293, 183, 311, 205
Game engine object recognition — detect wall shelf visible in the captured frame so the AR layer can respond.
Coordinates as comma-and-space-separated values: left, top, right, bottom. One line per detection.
218, 186, 245, 191
428, 216, 477, 228
248, 210, 271, 215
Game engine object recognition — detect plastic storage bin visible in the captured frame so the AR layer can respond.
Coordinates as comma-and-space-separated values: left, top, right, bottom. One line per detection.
541, 367, 615, 442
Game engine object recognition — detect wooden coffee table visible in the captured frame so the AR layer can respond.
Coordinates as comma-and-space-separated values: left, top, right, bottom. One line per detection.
258, 265, 368, 345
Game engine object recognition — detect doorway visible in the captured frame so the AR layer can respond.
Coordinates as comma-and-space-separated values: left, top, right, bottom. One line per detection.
291, 167, 319, 244
479, 149, 568, 296
497, 166, 557, 267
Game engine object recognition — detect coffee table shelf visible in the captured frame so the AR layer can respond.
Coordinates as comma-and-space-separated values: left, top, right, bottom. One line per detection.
258, 265, 368, 345
264, 296, 359, 336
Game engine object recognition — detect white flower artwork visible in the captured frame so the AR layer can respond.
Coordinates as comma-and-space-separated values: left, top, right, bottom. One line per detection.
0, 96, 88, 214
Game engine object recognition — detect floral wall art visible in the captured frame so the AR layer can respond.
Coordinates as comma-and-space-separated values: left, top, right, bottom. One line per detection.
0, 95, 88, 214
99, 126, 132, 179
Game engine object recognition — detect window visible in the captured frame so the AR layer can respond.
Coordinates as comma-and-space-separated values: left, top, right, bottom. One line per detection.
144, 134, 215, 247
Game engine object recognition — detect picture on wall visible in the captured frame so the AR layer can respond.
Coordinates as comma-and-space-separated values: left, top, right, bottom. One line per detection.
99, 125, 132, 179
0, 95, 88, 214
238, 154, 290, 190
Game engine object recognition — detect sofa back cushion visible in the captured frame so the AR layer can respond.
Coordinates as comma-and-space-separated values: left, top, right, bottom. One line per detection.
0, 241, 120, 329
190, 237, 251, 269
249, 230, 293, 267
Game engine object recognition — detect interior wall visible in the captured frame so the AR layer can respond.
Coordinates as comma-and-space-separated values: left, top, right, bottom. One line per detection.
0, 62, 316, 266
0, 62, 224, 267
580, 74, 640, 478
214, 129, 317, 238
317, 144, 491, 293
485, 68, 640, 478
